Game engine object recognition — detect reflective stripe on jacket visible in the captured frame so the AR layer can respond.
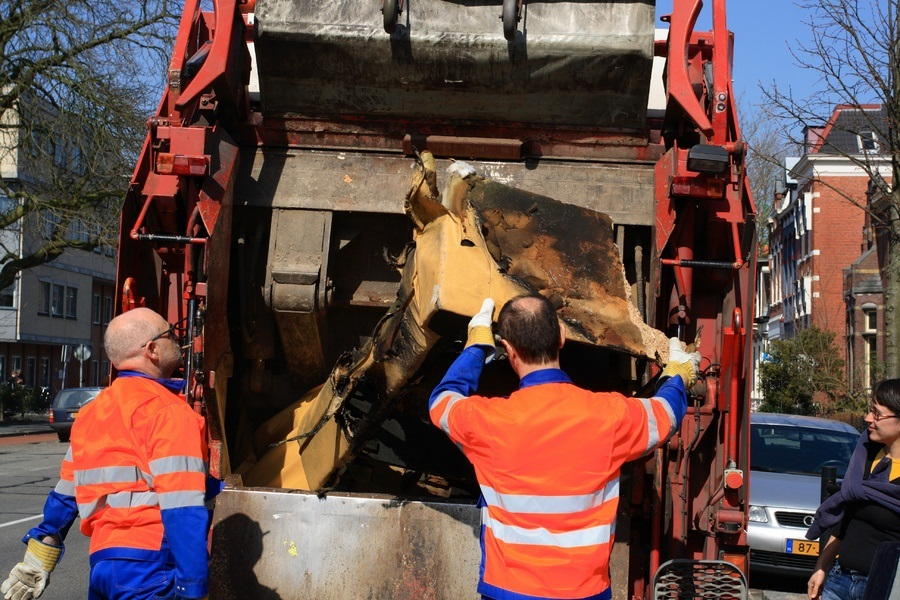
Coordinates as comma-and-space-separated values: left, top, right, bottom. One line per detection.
429, 347, 686, 600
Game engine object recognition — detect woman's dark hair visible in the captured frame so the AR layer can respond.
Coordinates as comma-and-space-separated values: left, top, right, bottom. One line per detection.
497, 294, 560, 364
872, 379, 900, 415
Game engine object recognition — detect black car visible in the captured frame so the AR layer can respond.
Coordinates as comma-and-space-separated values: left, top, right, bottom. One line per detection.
49, 387, 104, 442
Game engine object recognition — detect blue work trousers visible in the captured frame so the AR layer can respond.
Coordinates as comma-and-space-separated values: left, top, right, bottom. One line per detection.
88, 558, 176, 600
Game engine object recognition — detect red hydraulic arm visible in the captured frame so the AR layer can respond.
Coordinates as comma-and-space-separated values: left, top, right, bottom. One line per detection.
115, 0, 250, 478
641, 0, 757, 593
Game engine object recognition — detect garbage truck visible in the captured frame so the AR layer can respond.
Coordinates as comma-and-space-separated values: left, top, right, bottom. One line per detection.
116, 0, 756, 596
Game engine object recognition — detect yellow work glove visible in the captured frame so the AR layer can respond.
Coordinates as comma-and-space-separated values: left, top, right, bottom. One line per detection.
661, 337, 701, 388
465, 298, 496, 363
1, 538, 62, 600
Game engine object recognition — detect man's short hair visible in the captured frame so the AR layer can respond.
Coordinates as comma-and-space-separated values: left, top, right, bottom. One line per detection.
497, 294, 560, 364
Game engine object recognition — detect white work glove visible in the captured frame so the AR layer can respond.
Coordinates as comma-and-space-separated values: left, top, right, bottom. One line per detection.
465, 298, 496, 363
661, 337, 701, 388
1, 538, 62, 600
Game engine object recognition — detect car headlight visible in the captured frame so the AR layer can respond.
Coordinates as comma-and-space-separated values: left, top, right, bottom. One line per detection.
748, 505, 768, 523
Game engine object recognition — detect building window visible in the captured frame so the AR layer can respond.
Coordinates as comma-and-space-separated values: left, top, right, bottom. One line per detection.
71, 146, 85, 176
69, 219, 90, 243
51, 284, 65, 317
865, 309, 877, 333
858, 131, 879, 153
25, 357, 36, 387
103, 297, 112, 324
11, 356, 21, 378
100, 360, 109, 386
92, 294, 101, 324
865, 336, 878, 389
0, 356, 7, 381
39, 282, 51, 315
53, 141, 66, 168
0, 283, 14, 308
91, 360, 99, 387
862, 307, 878, 389
65, 287, 77, 319
40, 358, 50, 388
42, 213, 62, 240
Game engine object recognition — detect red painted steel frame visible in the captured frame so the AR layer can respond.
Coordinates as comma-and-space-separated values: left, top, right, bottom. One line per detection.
116, 0, 248, 477
647, 0, 756, 593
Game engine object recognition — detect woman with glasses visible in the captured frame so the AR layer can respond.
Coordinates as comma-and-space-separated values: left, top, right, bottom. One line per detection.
806, 379, 900, 600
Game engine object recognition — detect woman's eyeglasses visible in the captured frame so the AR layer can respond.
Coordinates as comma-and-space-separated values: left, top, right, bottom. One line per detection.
868, 404, 900, 422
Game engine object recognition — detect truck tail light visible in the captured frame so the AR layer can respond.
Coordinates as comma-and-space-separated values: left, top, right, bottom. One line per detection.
671, 176, 725, 199
156, 153, 209, 176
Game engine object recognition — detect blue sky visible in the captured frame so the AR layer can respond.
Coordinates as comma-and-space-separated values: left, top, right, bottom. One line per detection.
655, 1, 820, 109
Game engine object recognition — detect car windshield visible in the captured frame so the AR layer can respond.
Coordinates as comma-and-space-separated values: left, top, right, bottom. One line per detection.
53, 389, 99, 409
751, 423, 858, 477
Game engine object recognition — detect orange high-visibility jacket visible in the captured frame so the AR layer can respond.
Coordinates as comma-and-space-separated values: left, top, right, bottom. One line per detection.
54, 375, 210, 596
429, 349, 686, 600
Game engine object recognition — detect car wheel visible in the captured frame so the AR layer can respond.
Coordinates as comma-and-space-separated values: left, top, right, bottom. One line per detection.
57, 430, 70, 443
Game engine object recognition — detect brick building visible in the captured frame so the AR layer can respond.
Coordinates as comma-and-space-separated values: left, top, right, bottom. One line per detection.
844, 175, 895, 392
761, 104, 891, 393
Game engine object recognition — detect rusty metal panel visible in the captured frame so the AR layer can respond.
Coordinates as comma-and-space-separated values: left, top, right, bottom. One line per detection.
253, 0, 654, 130
209, 488, 482, 599
235, 149, 656, 226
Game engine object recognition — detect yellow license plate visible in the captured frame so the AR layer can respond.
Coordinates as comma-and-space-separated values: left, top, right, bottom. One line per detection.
786, 539, 819, 556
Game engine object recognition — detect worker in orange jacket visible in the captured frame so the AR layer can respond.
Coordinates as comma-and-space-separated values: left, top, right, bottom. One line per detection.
429, 294, 700, 600
1, 308, 213, 600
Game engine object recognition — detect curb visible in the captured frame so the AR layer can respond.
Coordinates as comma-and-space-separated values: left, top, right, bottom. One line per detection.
0, 425, 54, 439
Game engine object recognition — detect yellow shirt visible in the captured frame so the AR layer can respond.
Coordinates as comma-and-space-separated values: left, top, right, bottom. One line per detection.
871, 448, 900, 480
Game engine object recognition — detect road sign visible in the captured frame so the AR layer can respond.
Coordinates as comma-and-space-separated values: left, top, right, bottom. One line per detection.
73, 345, 91, 362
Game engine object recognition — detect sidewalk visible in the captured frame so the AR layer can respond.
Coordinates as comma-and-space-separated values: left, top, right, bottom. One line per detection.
0, 413, 53, 438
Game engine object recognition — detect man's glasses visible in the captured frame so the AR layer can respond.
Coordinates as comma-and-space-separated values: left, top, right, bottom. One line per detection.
143, 324, 177, 348
868, 404, 900, 422
142, 318, 188, 348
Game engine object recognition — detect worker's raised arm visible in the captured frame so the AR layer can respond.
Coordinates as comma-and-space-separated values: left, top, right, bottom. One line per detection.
429, 299, 495, 439
614, 338, 698, 461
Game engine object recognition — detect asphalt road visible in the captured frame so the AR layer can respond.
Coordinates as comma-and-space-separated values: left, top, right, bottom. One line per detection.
0, 435, 90, 599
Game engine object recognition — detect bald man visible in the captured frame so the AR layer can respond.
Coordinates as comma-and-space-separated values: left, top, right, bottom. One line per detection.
2, 308, 211, 600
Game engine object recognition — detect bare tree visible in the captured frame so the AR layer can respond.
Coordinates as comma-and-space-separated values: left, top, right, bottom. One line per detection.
0, 0, 178, 291
762, 0, 899, 375
739, 101, 796, 253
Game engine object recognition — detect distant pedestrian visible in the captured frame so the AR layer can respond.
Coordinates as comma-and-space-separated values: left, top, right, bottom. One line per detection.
806, 379, 900, 600
7, 370, 23, 386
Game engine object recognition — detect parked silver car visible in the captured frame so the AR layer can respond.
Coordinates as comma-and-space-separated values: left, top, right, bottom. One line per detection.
749, 412, 858, 577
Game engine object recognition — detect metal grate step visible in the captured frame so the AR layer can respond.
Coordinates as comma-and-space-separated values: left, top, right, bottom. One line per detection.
653, 559, 748, 600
